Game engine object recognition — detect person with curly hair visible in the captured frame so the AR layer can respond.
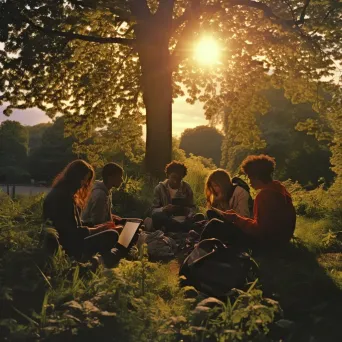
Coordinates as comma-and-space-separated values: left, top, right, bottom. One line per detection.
202, 155, 296, 249
150, 160, 196, 232
43, 160, 120, 263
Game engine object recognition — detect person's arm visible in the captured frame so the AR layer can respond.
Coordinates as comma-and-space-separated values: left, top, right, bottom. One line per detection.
151, 186, 164, 214
233, 188, 251, 218
51, 199, 90, 239
224, 191, 271, 238
185, 185, 196, 216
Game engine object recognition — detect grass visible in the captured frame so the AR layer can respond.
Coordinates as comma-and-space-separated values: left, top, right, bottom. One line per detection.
0, 181, 342, 341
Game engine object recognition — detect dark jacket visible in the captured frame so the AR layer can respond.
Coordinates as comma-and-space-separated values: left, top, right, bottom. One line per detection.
81, 181, 112, 226
151, 179, 195, 215
43, 187, 90, 258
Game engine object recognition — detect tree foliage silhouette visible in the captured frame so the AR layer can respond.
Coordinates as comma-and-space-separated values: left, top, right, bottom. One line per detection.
1, 0, 341, 176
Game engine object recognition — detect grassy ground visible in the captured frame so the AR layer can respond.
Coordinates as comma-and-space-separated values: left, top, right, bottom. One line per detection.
0, 188, 341, 341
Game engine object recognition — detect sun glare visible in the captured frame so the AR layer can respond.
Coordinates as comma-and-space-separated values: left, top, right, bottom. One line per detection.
194, 37, 221, 65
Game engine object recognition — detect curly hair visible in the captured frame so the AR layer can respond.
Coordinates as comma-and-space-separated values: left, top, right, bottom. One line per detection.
205, 169, 234, 207
241, 154, 276, 183
52, 160, 95, 208
165, 160, 187, 178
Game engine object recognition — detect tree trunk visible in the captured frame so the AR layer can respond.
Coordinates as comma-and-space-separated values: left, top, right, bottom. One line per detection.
142, 62, 172, 179
136, 24, 173, 179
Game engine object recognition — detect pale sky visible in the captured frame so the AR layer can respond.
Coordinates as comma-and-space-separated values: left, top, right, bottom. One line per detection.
0, 97, 208, 136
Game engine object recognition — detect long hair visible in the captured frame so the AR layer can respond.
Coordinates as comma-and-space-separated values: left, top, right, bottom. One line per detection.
205, 169, 234, 208
52, 160, 95, 208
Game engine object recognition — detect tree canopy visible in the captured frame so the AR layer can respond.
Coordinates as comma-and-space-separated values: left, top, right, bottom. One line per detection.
0, 0, 341, 176
0, 120, 29, 182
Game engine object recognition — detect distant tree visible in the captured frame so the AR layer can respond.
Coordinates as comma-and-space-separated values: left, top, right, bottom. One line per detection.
180, 126, 223, 166
221, 89, 335, 188
258, 89, 334, 188
77, 114, 145, 176
28, 118, 77, 182
28, 123, 52, 155
0, 120, 29, 183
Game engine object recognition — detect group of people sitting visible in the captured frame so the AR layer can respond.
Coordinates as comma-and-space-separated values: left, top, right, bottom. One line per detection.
43, 154, 296, 266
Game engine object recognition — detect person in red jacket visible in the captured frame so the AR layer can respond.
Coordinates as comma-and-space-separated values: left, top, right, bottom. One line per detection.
201, 154, 296, 249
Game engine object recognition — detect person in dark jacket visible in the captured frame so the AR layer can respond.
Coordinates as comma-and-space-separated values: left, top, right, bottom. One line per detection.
151, 161, 197, 232
43, 160, 119, 263
82, 162, 123, 226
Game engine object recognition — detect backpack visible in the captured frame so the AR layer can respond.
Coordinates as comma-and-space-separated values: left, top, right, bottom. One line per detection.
232, 176, 254, 216
179, 239, 258, 298
137, 230, 177, 261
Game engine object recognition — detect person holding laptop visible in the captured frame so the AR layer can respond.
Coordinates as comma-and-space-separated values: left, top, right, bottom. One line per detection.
151, 161, 196, 232
82, 162, 124, 227
43, 160, 120, 266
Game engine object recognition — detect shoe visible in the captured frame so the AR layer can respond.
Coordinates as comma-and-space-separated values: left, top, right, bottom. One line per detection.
102, 248, 122, 268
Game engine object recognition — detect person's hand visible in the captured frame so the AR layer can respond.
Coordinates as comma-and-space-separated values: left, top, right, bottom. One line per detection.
112, 214, 122, 223
162, 204, 176, 213
222, 210, 237, 222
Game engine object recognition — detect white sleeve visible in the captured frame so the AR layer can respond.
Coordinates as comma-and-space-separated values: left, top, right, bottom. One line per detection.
231, 187, 251, 218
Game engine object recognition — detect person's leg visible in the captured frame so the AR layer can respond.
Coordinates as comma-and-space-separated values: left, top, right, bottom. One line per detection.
152, 211, 172, 231
83, 229, 119, 258
200, 218, 243, 244
206, 209, 223, 220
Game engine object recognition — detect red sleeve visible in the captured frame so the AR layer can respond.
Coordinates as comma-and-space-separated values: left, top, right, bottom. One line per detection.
234, 190, 273, 238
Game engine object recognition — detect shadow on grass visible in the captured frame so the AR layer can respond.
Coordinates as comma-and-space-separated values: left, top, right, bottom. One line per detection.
255, 240, 342, 341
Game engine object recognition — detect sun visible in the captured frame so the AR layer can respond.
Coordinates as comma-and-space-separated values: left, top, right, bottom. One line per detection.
194, 36, 221, 65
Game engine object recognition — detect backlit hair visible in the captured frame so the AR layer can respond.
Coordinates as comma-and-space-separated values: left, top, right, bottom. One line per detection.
52, 159, 95, 208
241, 154, 276, 183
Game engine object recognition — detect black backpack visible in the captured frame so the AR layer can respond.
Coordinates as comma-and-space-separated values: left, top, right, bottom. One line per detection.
232, 176, 254, 216
179, 239, 258, 298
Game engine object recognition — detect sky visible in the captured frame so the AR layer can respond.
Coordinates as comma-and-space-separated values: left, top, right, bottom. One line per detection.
0, 97, 208, 137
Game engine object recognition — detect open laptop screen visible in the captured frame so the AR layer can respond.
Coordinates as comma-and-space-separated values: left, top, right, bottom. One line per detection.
118, 220, 141, 248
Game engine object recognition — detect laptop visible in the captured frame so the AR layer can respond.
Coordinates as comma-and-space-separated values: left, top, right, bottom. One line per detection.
117, 218, 142, 248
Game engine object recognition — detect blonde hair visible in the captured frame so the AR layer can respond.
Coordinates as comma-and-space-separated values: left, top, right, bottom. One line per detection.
205, 169, 234, 207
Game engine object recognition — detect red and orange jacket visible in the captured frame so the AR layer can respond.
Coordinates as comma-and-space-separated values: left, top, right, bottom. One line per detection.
234, 181, 296, 247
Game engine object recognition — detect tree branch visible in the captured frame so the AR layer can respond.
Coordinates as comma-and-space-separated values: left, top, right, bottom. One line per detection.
298, 0, 311, 25
22, 16, 135, 46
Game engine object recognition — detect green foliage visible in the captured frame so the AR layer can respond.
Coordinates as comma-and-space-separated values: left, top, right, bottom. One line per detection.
27, 123, 52, 156
1, 173, 342, 341
28, 117, 78, 182
1, 0, 341, 176
0, 120, 29, 183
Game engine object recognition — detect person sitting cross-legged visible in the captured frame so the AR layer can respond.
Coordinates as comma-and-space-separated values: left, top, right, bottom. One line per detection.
150, 161, 199, 232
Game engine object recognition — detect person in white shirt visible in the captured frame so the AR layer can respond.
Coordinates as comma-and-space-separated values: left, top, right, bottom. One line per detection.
205, 169, 252, 218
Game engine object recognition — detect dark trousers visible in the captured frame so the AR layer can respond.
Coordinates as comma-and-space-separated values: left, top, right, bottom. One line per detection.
152, 211, 205, 233
83, 229, 119, 258
200, 216, 249, 247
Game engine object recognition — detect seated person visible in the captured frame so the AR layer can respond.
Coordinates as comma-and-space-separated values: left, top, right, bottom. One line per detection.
205, 169, 252, 218
43, 160, 119, 264
202, 155, 296, 250
151, 161, 196, 232
82, 162, 123, 227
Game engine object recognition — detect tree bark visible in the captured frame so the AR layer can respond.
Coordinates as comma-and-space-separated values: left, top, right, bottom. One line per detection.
141, 56, 172, 179
134, 6, 173, 179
